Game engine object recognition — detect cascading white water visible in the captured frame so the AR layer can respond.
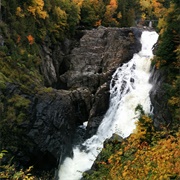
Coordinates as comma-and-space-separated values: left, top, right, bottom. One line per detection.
58, 30, 159, 180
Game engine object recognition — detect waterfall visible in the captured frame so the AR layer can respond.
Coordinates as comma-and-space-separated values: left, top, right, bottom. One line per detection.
149, 21, 152, 28
58, 30, 159, 180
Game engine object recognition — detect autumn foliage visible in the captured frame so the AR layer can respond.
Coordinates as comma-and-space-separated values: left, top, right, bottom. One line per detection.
27, 34, 35, 45
27, 0, 48, 19
108, 117, 180, 180
85, 115, 180, 180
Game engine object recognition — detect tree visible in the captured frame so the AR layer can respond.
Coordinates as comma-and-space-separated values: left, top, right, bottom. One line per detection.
80, 0, 99, 27
139, 0, 165, 20
117, 0, 140, 27
27, 0, 48, 19
103, 0, 119, 26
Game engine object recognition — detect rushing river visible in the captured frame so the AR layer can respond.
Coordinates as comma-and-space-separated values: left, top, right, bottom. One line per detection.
58, 30, 159, 180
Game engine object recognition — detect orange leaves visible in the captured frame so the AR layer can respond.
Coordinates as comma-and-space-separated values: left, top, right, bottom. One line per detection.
109, 0, 117, 7
16, 34, 35, 45
94, 20, 101, 27
27, 35, 35, 45
138, 141, 149, 150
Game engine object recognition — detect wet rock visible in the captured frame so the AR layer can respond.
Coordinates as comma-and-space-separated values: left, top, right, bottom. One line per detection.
149, 66, 172, 128
1, 27, 143, 175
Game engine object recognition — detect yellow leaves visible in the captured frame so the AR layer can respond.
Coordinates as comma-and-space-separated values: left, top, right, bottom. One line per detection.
174, 161, 180, 174
27, 0, 48, 19
168, 96, 180, 106
140, 0, 166, 20
140, 0, 151, 9
16, 7, 25, 18
88, 89, 179, 180
36, 8, 48, 19
15, 0, 50, 20
27, 6, 36, 16
117, 12, 122, 19
54, 6, 67, 22
0, 151, 35, 180
35, 0, 45, 7
106, 115, 180, 180
73, 0, 83, 7
122, 171, 128, 178
0, 150, 8, 159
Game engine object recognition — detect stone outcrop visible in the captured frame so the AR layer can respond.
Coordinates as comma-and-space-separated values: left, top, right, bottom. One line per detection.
149, 67, 172, 128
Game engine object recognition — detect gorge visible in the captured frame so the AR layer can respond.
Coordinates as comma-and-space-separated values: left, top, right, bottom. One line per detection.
58, 30, 158, 180
0, 26, 170, 178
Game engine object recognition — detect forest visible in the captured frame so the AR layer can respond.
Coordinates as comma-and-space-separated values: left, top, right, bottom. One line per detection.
0, 0, 179, 179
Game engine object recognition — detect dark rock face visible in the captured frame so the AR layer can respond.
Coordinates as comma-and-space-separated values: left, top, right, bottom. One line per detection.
27, 88, 92, 170
149, 67, 172, 128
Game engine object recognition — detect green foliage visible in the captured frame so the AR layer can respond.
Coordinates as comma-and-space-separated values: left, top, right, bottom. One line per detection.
78, 0, 105, 27
0, 72, 9, 89
0, 151, 35, 180
117, 0, 140, 27
0, 85, 33, 159
8, 94, 30, 109
155, 1, 180, 130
